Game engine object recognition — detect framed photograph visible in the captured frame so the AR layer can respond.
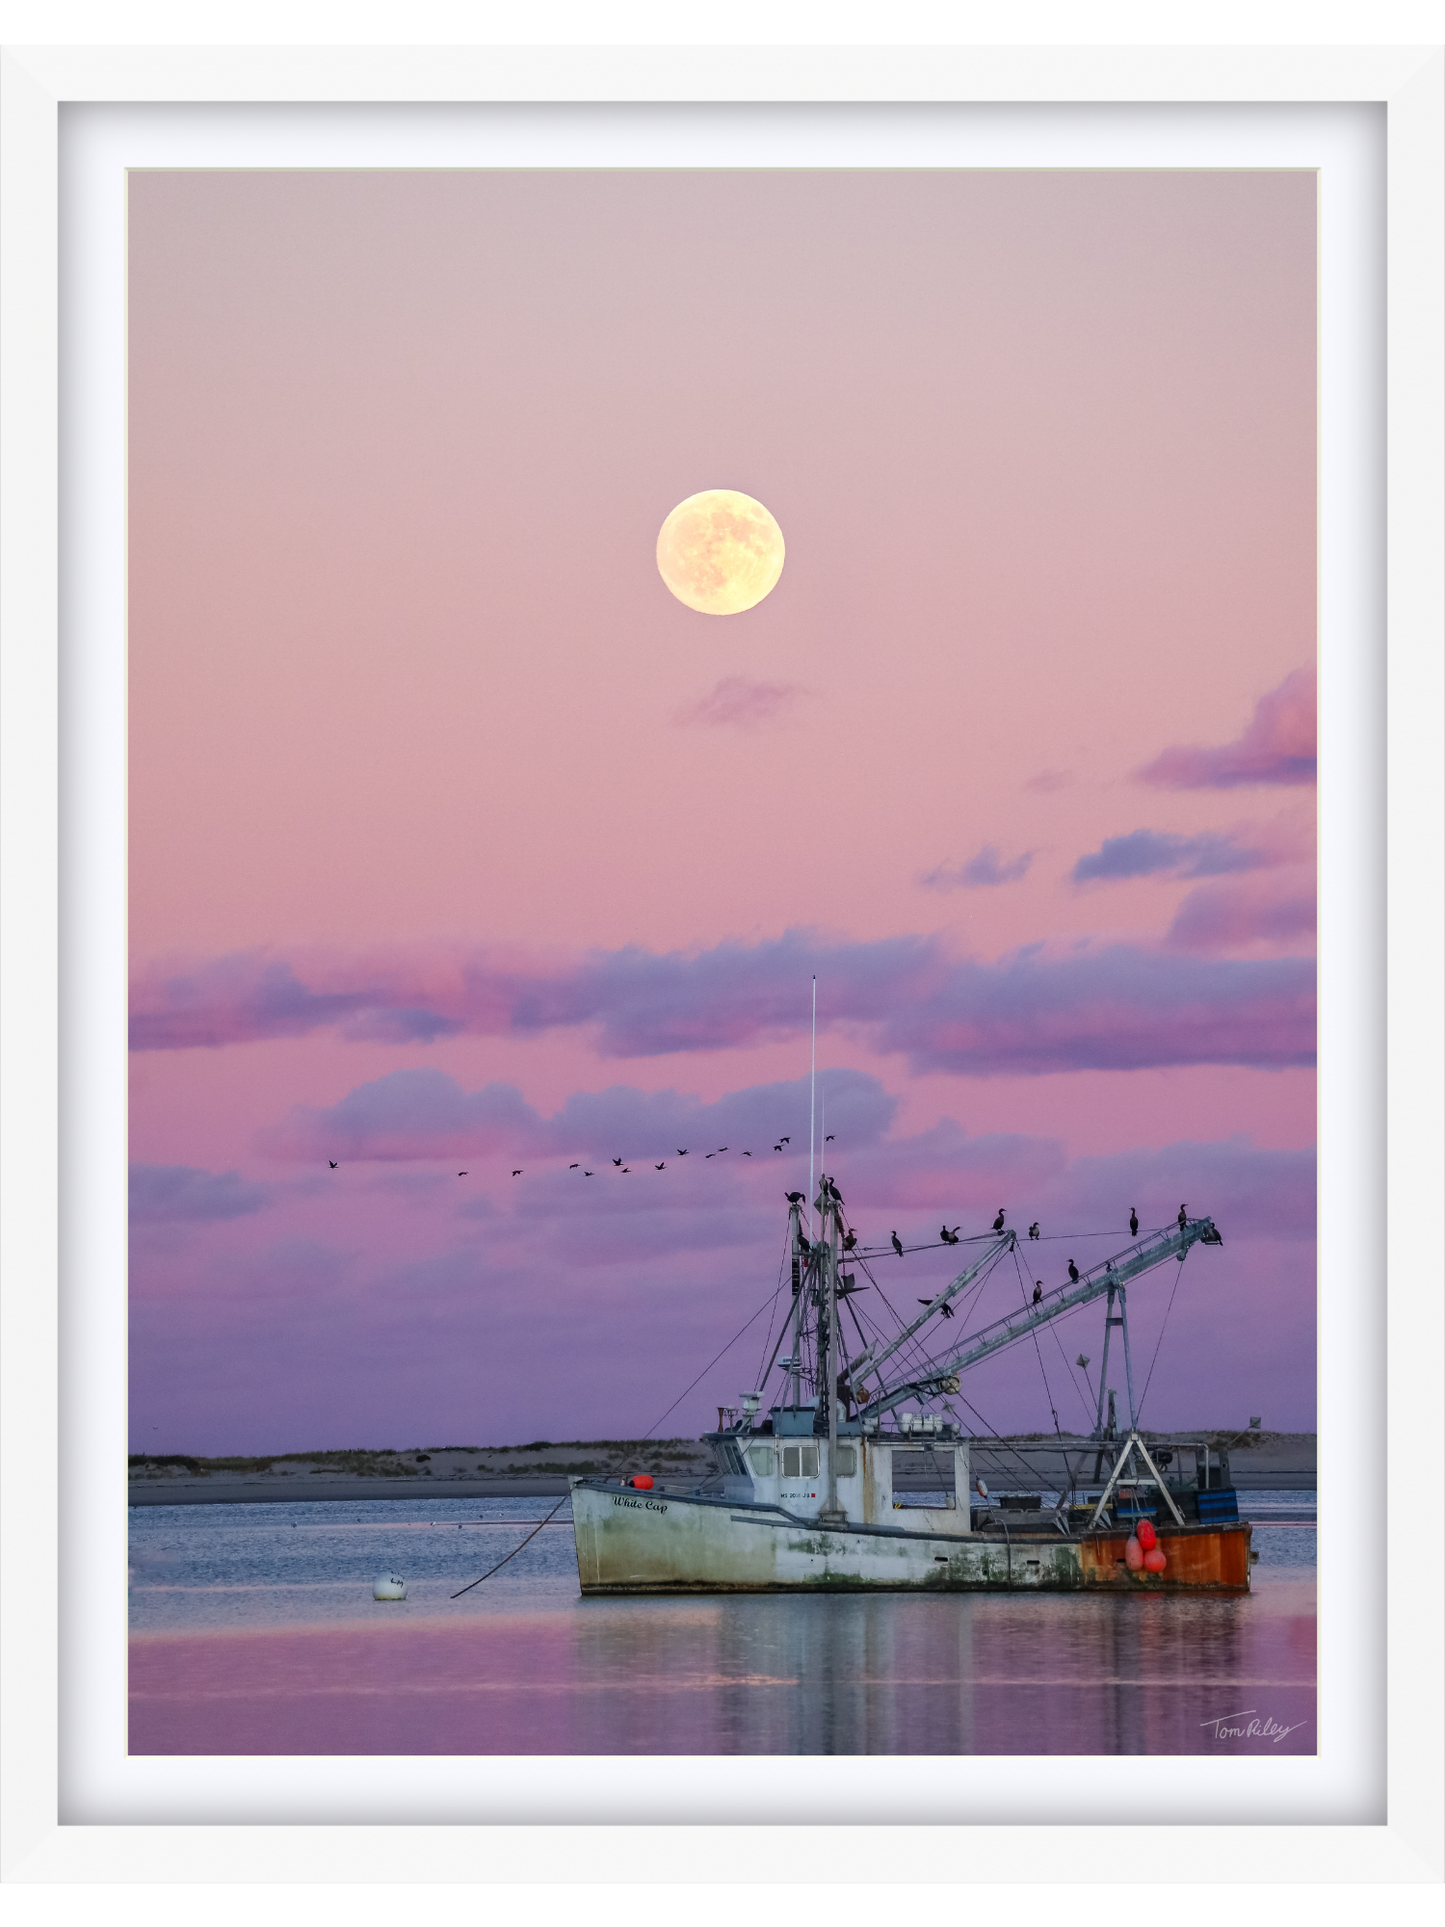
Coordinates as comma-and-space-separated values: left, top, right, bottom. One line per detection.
2, 29, 1440, 1893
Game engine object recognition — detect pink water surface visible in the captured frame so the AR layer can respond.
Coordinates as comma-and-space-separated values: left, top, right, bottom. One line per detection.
130, 1585, 1315, 1756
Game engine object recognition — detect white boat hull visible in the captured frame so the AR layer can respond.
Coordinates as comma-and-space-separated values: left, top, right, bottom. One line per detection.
570, 1481, 1251, 1593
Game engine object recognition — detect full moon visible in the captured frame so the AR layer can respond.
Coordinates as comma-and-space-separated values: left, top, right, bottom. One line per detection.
656, 489, 785, 616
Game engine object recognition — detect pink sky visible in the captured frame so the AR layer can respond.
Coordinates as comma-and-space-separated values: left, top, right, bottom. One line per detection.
128, 169, 1317, 1452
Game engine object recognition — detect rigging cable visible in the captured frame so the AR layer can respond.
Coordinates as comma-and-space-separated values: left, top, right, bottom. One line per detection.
1136, 1245, 1188, 1423
754, 1230, 791, 1393
451, 1277, 785, 1600
1010, 1242, 1062, 1435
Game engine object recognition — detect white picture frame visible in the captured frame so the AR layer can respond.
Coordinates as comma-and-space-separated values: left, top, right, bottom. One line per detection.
2, 22, 1440, 1895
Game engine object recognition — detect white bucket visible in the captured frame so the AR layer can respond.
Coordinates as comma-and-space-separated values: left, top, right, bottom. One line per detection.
373, 1571, 407, 1601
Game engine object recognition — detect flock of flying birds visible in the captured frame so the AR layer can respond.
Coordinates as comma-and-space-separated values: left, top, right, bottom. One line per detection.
325, 1148, 1188, 1307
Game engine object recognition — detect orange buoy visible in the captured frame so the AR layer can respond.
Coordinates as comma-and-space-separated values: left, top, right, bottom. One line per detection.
1143, 1547, 1167, 1574
1124, 1535, 1144, 1571
631, 1475, 654, 1490
1137, 1519, 1158, 1552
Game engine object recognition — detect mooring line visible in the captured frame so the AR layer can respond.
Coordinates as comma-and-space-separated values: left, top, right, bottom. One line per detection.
450, 1494, 570, 1598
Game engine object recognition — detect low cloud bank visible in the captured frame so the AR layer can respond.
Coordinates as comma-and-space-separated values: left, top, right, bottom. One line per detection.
130, 1164, 273, 1223
133, 931, 1315, 1073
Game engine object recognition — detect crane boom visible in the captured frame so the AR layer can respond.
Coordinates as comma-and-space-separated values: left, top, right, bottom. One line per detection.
860, 1216, 1222, 1418
846, 1233, 1014, 1386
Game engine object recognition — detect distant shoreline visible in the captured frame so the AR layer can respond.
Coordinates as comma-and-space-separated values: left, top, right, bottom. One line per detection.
129, 1430, 1316, 1507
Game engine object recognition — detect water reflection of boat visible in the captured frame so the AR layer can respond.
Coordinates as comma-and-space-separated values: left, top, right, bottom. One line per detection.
571, 1180, 1252, 1594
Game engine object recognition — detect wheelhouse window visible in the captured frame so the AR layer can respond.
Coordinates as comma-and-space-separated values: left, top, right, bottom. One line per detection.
747, 1445, 775, 1476
782, 1445, 819, 1479
835, 1445, 857, 1477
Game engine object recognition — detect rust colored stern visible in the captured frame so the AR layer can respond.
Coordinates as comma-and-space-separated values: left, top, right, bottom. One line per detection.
1079, 1524, 1252, 1591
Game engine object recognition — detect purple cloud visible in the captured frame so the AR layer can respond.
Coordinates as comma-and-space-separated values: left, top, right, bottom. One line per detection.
130, 1117, 1316, 1450
875, 946, 1313, 1074
1167, 878, 1317, 952
923, 845, 1033, 890
1138, 666, 1316, 789
1073, 828, 1265, 883
674, 677, 810, 729
135, 931, 1314, 1074
265, 1067, 896, 1164
129, 1164, 273, 1223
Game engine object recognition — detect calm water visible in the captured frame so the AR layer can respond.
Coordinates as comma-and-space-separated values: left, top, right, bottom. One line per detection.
128, 1493, 1316, 1755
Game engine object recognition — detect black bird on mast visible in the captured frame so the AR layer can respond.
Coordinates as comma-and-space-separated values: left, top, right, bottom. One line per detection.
992, 1208, 1006, 1232
785, 1191, 805, 1205
919, 1297, 955, 1319
940, 1224, 960, 1245
1130, 1208, 1139, 1236
842, 1230, 857, 1251
1028, 1222, 1040, 1240
891, 1231, 904, 1257
1178, 1203, 1188, 1231
1032, 1281, 1043, 1305
1068, 1259, 1080, 1283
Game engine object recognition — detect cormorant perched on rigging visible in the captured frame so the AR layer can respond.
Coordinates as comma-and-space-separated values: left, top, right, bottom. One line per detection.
842, 1229, 857, 1251
940, 1224, 960, 1244
920, 1297, 955, 1318
1178, 1203, 1188, 1231
827, 1180, 843, 1204
797, 1232, 811, 1255
992, 1208, 1006, 1232
1130, 1208, 1139, 1236
1032, 1281, 1043, 1305
891, 1231, 904, 1257
1028, 1221, 1040, 1240
785, 1191, 805, 1205
1068, 1259, 1080, 1283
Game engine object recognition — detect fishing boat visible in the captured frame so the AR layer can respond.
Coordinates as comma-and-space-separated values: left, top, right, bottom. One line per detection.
570, 1182, 1252, 1594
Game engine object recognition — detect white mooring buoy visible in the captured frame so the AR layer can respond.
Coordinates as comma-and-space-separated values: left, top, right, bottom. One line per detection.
373, 1570, 407, 1601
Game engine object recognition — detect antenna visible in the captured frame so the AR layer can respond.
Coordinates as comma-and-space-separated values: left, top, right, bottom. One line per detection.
809, 977, 817, 1237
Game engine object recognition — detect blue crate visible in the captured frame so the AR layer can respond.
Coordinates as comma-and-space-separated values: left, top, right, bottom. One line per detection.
1196, 1487, 1239, 1524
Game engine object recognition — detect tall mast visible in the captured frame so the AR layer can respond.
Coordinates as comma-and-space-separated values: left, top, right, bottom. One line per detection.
819, 1174, 844, 1525
808, 976, 816, 1241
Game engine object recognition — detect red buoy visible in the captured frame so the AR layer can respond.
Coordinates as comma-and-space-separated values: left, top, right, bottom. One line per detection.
1124, 1535, 1144, 1571
631, 1475, 654, 1490
1137, 1519, 1158, 1552
1143, 1547, 1167, 1574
